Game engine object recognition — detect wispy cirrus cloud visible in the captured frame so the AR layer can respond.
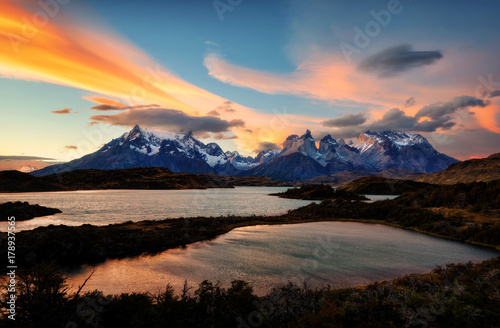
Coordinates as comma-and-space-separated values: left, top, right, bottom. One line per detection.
204, 50, 442, 108
0, 0, 303, 154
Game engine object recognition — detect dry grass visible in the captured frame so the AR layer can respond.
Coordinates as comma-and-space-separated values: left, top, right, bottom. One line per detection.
428, 207, 500, 224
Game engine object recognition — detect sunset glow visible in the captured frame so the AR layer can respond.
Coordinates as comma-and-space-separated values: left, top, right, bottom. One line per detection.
1, 0, 499, 166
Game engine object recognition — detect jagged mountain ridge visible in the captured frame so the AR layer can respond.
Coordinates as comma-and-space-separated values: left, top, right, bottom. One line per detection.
32, 126, 458, 180
33, 125, 237, 176
241, 130, 458, 181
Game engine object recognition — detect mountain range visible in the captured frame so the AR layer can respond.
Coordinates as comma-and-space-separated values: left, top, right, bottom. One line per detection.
33, 125, 458, 181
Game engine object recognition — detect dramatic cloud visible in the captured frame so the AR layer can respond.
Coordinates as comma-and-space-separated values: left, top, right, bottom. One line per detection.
322, 113, 366, 127
254, 141, 281, 153
90, 107, 245, 133
415, 96, 488, 120
404, 97, 416, 107
204, 51, 443, 108
359, 45, 443, 77
52, 108, 73, 114
369, 108, 455, 132
207, 110, 220, 117
489, 90, 500, 98
213, 132, 238, 140
0, 155, 55, 161
325, 95, 490, 137
0, 0, 241, 116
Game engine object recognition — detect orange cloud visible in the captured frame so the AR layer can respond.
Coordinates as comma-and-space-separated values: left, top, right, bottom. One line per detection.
474, 102, 500, 134
0, 0, 220, 116
51, 108, 73, 114
205, 49, 500, 136
0, 0, 305, 153
83, 96, 129, 108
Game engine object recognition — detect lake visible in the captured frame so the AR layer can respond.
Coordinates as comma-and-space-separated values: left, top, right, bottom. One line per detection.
67, 221, 499, 296
0, 187, 397, 231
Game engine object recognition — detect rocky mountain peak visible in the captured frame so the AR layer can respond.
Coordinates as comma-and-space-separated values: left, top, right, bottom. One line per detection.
320, 134, 337, 144
356, 131, 378, 144
301, 129, 313, 140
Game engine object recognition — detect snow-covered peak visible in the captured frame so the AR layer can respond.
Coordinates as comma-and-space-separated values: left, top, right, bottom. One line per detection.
320, 134, 337, 145
115, 125, 228, 167
379, 130, 427, 147
19, 165, 38, 173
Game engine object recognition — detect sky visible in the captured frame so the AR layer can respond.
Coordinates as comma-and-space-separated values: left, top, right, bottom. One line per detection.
1, 0, 500, 170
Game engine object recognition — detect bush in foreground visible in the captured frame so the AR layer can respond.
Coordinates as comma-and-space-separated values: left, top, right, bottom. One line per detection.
1, 257, 499, 327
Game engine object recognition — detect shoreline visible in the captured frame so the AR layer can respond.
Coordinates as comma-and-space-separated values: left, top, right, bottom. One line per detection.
2, 206, 498, 271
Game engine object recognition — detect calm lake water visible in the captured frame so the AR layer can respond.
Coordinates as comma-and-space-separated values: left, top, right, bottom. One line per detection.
0, 187, 397, 232
0, 187, 316, 231
67, 221, 499, 295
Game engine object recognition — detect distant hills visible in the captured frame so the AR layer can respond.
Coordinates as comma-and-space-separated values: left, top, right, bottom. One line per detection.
0, 168, 291, 193
340, 177, 435, 195
0, 170, 68, 192
299, 168, 423, 186
40, 167, 231, 190
32, 126, 458, 181
338, 153, 500, 194
416, 153, 500, 184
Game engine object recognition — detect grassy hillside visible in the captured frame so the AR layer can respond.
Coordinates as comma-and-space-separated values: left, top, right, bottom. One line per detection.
300, 168, 423, 186
417, 152, 500, 184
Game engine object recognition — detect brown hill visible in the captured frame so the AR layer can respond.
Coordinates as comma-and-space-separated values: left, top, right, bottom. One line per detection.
417, 153, 500, 185
300, 168, 422, 186
200, 174, 294, 187
40, 167, 231, 190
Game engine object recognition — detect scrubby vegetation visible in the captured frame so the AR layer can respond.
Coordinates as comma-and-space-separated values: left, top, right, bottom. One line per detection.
1, 178, 499, 326
340, 177, 435, 195
0, 201, 61, 221
417, 152, 500, 185
1, 257, 499, 327
270, 184, 368, 200
394, 180, 500, 214
2, 180, 499, 270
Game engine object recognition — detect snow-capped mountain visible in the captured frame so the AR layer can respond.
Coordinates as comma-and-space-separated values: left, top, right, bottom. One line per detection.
32, 125, 237, 176
18, 165, 39, 173
351, 130, 457, 173
32, 125, 458, 181
241, 129, 458, 181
